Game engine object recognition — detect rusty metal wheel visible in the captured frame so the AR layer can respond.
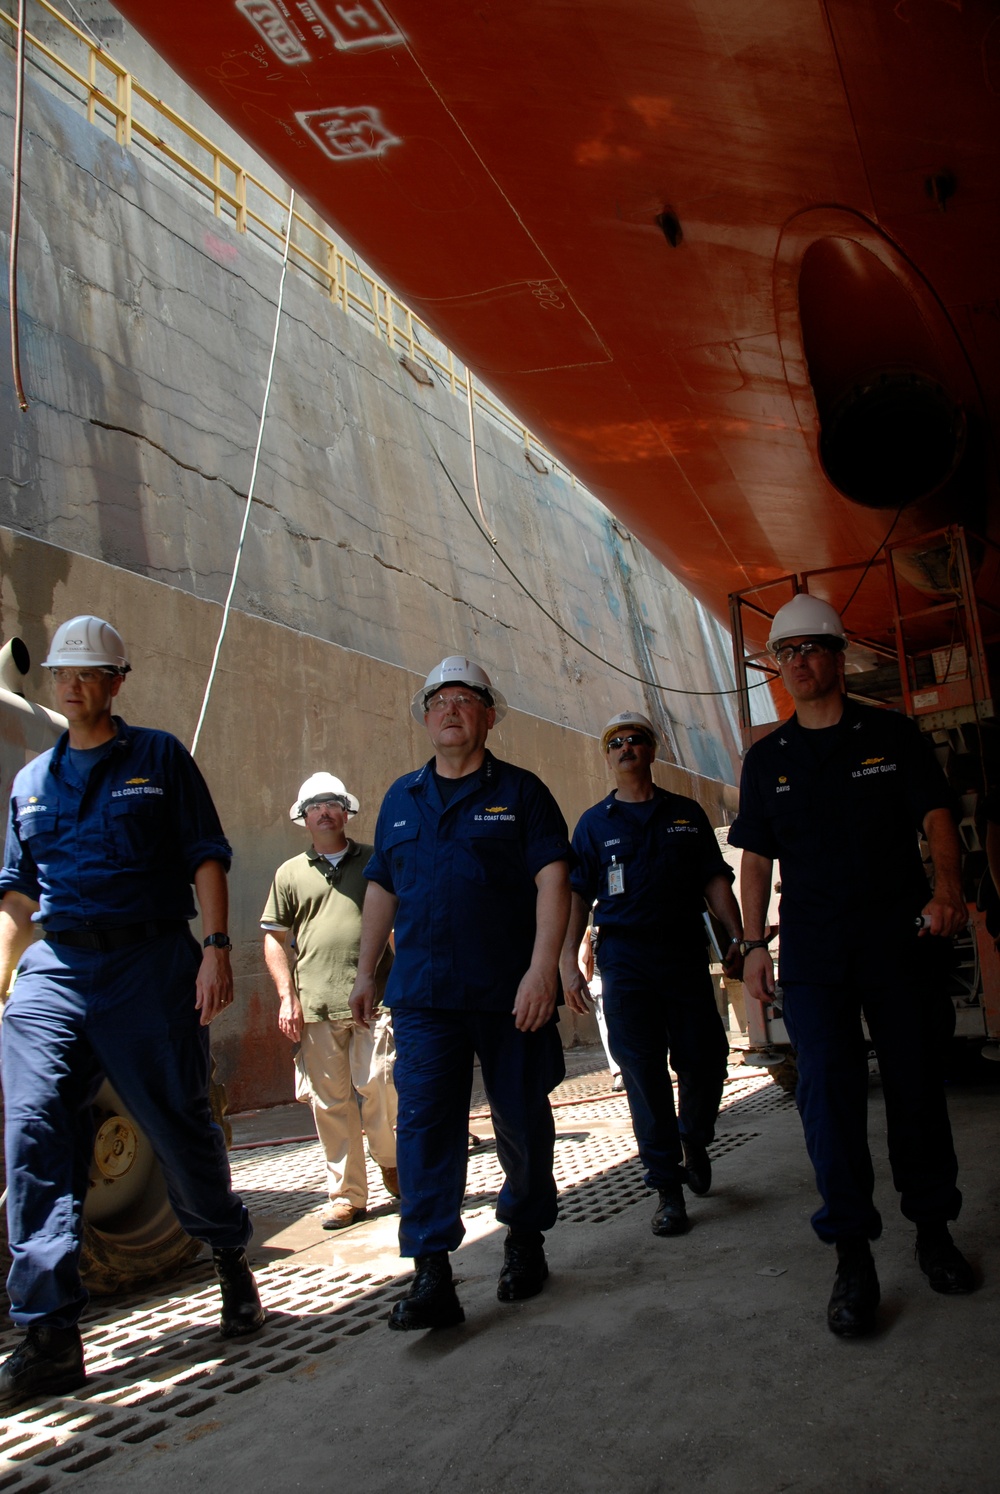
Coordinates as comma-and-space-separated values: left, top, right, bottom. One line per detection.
769, 1054, 799, 1095
1, 1067, 232, 1297
75, 1080, 202, 1295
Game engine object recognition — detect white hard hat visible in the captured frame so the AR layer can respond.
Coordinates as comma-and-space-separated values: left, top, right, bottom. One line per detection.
410, 655, 508, 724
601, 710, 659, 752
290, 772, 359, 824
767, 595, 847, 653
43, 615, 130, 673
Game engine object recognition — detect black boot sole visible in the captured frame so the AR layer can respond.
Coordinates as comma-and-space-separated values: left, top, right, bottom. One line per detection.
497, 1266, 548, 1302
387, 1300, 465, 1331
219, 1310, 266, 1339
0, 1368, 87, 1408
827, 1310, 878, 1338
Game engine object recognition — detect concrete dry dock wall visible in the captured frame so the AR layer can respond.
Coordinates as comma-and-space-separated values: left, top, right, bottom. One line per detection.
0, 43, 755, 1106
0, 531, 738, 1109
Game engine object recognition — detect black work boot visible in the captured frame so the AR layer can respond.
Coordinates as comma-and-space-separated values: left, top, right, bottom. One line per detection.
651, 1187, 690, 1237
388, 1252, 464, 1331
213, 1248, 266, 1338
682, 1140, 712, 1196
0, 1323, 86, 1408
827, 1239, 879, 1337
497, 1229, 548, 1302
915, 1225, 976, 1295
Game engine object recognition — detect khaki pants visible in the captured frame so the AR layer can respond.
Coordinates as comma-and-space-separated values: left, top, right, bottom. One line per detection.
295, 1012, 397, 1209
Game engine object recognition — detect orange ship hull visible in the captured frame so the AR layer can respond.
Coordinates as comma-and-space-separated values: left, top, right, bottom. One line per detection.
109, 0, 1000, 647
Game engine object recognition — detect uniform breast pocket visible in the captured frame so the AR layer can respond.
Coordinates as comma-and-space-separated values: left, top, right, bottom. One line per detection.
106, 796, 170, 868
461, 820, 522, 885
598, 834, 634, 894
16, 809, 59, 860
384, 824, 420, 893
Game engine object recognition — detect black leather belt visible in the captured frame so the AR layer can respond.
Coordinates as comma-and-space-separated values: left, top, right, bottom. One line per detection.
45, 920, 187, 952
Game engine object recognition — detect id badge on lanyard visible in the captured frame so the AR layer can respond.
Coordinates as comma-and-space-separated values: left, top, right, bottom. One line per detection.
608, 856, 625, 896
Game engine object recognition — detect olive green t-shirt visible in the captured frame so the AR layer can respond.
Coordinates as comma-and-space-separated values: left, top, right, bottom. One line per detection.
260, 840, 391, 1021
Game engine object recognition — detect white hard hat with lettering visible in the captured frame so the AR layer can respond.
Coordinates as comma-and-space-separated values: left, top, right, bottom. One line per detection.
290, 772, 359, 824
767, 596, 847, 653
410, 655, 508, 724
601, 711, 659, 752
43, 615, 130, 673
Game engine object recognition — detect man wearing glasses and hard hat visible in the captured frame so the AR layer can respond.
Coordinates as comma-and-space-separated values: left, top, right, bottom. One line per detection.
730, 594, 973, 1339
0, 615, 263, 1409
561, 710, 742, 1240
262, 773, 397, 1230
350, 655, 571, 1331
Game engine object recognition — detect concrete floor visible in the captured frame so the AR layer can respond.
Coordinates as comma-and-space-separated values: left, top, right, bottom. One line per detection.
5, 1054, 1000, 1494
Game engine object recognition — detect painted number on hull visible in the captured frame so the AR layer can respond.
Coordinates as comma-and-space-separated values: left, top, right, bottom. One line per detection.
296, 105, 401, 159
235, 0, 403, 66
236, 0, 312, 63
320, 0, 403, 50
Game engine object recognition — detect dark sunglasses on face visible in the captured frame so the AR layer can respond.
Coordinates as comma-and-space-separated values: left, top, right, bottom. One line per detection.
607, 733, 651, 750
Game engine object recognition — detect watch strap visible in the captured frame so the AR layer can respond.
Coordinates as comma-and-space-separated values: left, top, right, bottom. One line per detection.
739, 938, 770, 956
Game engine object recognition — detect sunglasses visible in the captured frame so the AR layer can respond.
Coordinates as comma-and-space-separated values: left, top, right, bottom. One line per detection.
772, 639, 839, 665
607, 733, 651, 750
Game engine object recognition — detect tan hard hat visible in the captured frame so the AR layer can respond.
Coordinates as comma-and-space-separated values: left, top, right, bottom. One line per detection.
601, 711, 658, 752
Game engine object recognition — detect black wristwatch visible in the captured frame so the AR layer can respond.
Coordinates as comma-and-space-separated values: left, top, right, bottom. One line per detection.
203, 933, 232, 951
738, 939, 770, 957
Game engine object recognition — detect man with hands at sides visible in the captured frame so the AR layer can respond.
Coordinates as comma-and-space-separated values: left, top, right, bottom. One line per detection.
262, 773, 396, 1231
561, 711, 742, 1240
730, 595, 973, 1340
0, 616, 262, 1410
349, 656, 571, 1332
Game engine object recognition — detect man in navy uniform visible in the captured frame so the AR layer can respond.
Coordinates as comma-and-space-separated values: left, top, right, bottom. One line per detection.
0, 615, 263, 1407
561, 711, 742, 1238
350, 655, 571, 1330
730, 594, 973, 1338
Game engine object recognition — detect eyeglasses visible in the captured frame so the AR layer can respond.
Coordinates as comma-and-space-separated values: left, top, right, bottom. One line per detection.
772, 640, 837, 666
49, 668, 118, 685
425, 692, 488, 713
607, 733, 652, 751
303, 797, 348, 813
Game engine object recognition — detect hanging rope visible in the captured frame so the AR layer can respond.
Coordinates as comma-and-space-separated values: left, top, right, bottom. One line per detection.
8, 0, 30, 411
190, 190, 296, 756
466, 369, 497, 546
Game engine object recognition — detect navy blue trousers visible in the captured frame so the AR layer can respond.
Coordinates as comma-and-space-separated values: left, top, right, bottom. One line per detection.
781, 957, 961, 1243
2, 932, 250, 1328
601, 968, 729, 1190
391, 1006, 565, 1257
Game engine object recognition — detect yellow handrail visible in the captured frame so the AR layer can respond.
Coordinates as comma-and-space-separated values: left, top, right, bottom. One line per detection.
0, 0, 575, 485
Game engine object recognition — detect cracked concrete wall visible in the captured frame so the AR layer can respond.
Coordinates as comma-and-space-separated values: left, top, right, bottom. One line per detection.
0, 47, 754, 1105
0, 531, 740, 1109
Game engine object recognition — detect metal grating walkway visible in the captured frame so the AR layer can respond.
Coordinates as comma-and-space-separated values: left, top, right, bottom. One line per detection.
0, 1067, 781, 1486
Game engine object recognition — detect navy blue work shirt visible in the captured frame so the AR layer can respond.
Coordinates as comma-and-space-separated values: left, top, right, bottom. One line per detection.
728, 699, 953, 982
364, 749, 571, 1011
0, 717, 232, 930
571, 786, 730, 978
